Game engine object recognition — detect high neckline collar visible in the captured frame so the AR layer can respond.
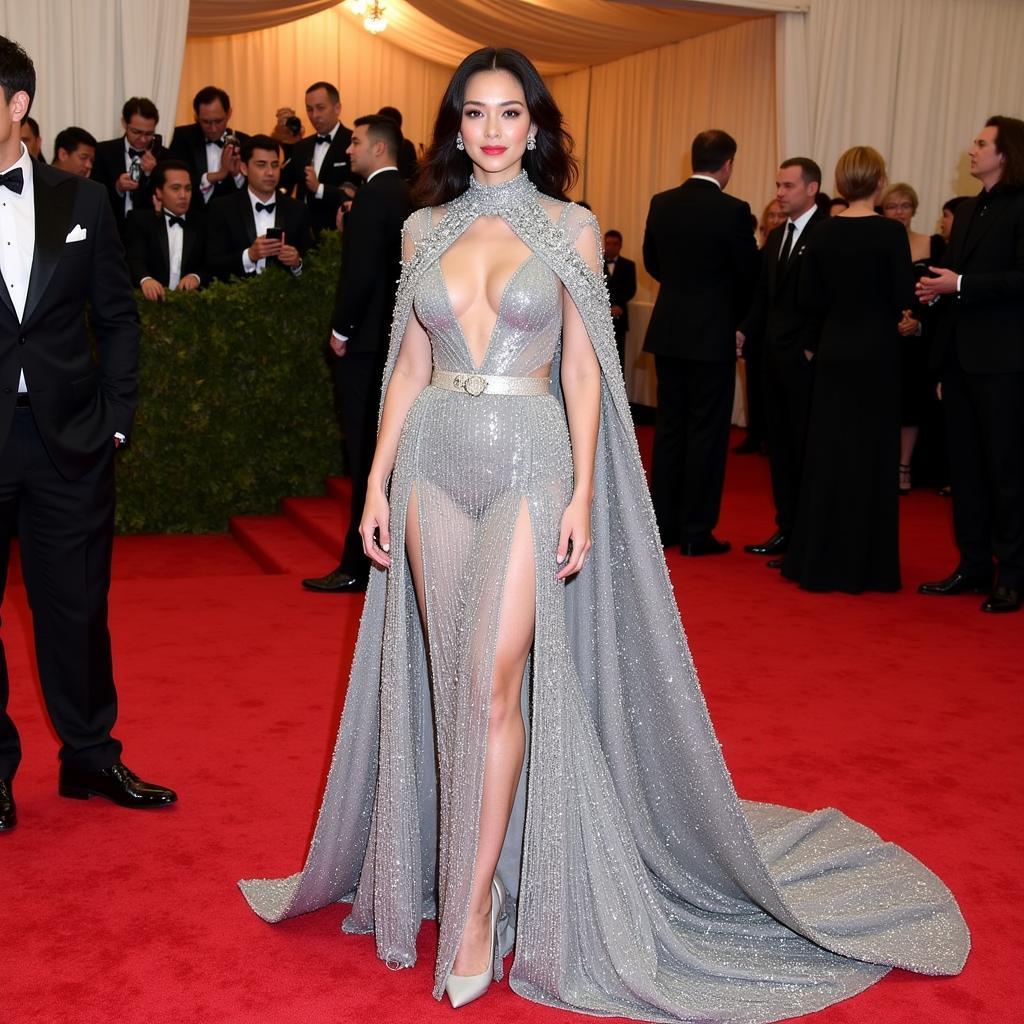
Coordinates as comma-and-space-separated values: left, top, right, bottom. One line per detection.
464, 170, 536, 209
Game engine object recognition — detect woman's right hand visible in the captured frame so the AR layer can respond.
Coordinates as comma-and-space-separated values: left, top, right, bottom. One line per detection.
360, 489, 392, 570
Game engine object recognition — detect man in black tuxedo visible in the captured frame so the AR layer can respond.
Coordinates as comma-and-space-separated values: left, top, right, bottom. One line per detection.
206, 135, 312, 282
279, 81, 360, 237
918, 115, 1024, 614
168, 86, 250, 215
125, 161, 207, 300
643, 129, 759, 555
302, 116, 410, 593
738, 158, 825, 563
52, 126, 97, 178
603, 230, 637, 370
92, 97, 169, 236
0, 37, 176, 831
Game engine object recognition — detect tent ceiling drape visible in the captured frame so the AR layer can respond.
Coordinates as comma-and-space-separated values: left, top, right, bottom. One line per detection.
187, 0, 763, 72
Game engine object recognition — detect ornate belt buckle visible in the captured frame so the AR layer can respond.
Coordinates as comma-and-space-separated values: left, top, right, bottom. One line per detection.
456, 373, 487, 396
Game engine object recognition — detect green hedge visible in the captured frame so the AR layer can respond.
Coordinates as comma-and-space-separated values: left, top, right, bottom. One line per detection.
114, 232, 343, 533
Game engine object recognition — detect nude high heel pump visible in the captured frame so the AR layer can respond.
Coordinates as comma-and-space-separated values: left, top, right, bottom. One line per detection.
445, 875, 505, 1008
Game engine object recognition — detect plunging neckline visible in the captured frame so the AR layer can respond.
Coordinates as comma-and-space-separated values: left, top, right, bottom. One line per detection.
437, 253, 539, 372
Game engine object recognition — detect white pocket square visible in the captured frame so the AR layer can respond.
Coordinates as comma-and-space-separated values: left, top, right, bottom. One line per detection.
332, 161, 346, 167
65, 224, 87, 243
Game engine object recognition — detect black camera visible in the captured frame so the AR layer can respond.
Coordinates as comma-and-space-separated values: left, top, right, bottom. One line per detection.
223, 131, 240, 150
285, 116, 302, 137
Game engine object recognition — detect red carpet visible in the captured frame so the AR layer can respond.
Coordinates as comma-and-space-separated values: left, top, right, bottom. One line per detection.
4, 430, 1021, 1024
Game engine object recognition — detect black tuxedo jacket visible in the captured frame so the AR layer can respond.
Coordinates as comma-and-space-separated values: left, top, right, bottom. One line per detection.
205, 190, 313, 281
642, 177, 759, 361
280, 125, 360, 235
0, 165, 139, 479
125, 209, 208, 289
168, 123, 251, 215
332, 169, 411, 354
931, 184, 1024, 374
91, 136, 169, 236
739, 208, 827, 359
604, 255, 637, 331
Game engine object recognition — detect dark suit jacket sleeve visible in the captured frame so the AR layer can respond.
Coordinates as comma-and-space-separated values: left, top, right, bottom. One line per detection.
642, 199, 660, 281
739, 246, 771, 341
86, 185, 140, 436
291, 202, 313, 259
332, 189, 391, 335
618, 259, 637, 305
960, 205, 1024, 305
796, 232, 827, 353
205, 197, 245, 279
124, 211, 153, 286
731, 200, 760, 314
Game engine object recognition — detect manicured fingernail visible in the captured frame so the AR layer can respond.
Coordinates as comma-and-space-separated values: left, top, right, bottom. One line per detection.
382, 543, 390, 552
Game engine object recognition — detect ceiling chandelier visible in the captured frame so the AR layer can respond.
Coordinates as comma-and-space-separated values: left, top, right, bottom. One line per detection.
346, 0, 388, 35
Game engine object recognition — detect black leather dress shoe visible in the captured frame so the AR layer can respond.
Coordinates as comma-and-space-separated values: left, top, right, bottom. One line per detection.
981, 586, 1021, 613
59, 761, 177, 808
301, 568, 368, 593
681, 536, 731, 556
918, 570, 991, 596
766, 557, 784, 570
744, 531, 788, 556
0, 778, 15, 831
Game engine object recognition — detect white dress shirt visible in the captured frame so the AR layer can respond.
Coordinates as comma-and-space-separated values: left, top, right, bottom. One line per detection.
0, 143, 35, 392
781, 203, 818, 258
165, 213, 184, 289
313, 123, 340, 199
241, 190, 277, 275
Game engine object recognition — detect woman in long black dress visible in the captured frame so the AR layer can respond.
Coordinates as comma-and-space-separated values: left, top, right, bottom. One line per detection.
880, 182, 946, 493
782, 146, 914, 593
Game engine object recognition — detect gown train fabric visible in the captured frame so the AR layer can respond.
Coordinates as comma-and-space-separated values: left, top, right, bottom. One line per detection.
240, 172, 969, 1024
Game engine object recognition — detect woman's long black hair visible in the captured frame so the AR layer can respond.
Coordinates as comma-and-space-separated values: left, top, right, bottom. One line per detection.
412, 48, 578, 207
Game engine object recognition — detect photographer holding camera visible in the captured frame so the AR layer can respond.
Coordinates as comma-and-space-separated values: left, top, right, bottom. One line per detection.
92, 97, 168, 236
169, 86, 250, 215
206, 135, 312, 282
276, 81, 361, 237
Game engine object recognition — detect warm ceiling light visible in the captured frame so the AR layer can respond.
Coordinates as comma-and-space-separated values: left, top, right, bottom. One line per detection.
363, 1, 387, 34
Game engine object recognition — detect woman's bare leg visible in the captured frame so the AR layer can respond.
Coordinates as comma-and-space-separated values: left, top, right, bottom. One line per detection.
451, 499, 535, 976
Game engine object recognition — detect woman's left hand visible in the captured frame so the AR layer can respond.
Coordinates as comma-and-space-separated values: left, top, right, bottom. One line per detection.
556, 495, 592, 580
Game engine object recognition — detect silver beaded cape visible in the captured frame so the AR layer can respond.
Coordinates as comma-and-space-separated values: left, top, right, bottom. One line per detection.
240, 171, 969, 1023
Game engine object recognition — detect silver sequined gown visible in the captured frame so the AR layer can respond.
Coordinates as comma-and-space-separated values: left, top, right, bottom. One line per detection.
241, 173, 969, 1023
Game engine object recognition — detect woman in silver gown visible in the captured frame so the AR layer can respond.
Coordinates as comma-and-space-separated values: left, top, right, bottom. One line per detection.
241, 49, 969, 1022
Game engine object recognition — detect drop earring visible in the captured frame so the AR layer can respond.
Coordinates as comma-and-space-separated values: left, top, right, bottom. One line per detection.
455, 132, 465, 151
526, 134, 537, 151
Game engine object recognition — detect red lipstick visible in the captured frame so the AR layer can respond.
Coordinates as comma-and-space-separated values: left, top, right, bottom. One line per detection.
481, 146, 507, 156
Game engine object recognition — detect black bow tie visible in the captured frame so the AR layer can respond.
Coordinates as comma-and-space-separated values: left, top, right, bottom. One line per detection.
209, 137, 225, 148
128, 147, 146, 159
315, 134, 332, 146
165, 214, 185, 228
255, 201, 275, 213
0, 167, 24, 195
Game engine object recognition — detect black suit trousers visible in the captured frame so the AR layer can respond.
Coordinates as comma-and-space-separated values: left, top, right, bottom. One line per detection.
941, 358, 1024, 588
0, 409, 122, 778
651, 355, 734, 543
332, 351, 383, 579
764, 350, 814, 534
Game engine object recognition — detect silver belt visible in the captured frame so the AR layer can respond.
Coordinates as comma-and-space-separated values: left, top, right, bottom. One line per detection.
430, 369, 551, 397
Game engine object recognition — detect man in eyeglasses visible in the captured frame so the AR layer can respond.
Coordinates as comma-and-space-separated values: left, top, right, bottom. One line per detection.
91, 97, 169, 236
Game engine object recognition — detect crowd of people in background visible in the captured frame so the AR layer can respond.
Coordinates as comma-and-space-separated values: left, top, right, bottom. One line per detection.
643, 120, 1023, 613
22, 85, 1022, 614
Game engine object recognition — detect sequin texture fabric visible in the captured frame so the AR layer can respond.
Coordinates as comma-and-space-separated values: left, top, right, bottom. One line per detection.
240, 171, 969, 1023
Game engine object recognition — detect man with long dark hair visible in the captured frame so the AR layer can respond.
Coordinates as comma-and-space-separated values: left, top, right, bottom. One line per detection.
918, 115, 1024, 613
0, 36, 176, 832
642, 129, 759, 555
